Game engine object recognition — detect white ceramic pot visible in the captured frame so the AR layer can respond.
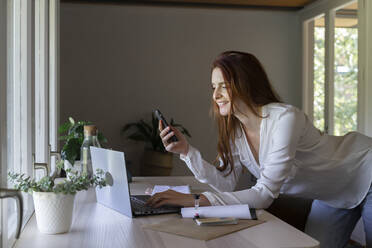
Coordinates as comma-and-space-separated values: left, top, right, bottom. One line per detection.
33, 191, 76, 234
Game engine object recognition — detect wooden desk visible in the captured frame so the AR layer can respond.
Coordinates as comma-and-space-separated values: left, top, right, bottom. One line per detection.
15, 177, 319, 248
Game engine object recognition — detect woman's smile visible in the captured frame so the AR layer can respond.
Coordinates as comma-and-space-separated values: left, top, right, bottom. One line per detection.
216, 101, 229, 107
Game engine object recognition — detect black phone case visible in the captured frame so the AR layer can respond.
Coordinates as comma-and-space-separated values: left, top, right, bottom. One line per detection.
154, 109, 178, 142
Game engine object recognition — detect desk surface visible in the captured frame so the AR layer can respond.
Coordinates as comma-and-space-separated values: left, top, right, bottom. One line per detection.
15, 176, 319, 248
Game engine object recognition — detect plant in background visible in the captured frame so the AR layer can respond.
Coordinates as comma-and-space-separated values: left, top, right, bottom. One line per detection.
121, 113, 191, 153
8, 169, 107, 194
59, 117, 107, 166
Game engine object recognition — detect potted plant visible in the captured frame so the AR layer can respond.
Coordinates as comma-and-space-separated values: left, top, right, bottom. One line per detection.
8, 169, 106, 234
122, 113, 191, 176
59, 117, 107, 175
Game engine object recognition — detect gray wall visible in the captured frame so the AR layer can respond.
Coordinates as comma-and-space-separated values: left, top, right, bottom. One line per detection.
60, 3, 301, 176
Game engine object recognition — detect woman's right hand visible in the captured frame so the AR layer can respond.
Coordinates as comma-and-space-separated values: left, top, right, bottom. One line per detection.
159, 120, 189, 156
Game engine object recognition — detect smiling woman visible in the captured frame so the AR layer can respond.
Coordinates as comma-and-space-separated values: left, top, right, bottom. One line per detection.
147, 50, 372, 248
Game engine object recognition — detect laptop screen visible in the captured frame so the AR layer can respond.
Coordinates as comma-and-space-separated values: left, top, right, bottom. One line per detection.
91, 147, 133, 218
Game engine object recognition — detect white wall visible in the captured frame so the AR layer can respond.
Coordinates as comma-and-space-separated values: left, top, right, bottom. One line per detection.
60, 3, 301, 176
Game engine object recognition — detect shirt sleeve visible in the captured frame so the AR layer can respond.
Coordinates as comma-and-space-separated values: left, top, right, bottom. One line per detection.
200, 107, 306, 209
180, 145, 243, 193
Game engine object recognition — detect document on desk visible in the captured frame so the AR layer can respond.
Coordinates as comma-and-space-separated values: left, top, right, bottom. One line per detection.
181, 204, 257, 220
151, 185, 191, 195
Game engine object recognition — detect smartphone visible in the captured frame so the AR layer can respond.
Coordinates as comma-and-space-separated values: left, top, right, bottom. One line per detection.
154, 109, 178, 143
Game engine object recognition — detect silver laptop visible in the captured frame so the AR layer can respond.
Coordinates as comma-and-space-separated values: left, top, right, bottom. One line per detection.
90, 147, 180, 217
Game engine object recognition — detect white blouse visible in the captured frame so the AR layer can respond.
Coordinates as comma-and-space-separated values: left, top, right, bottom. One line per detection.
180, 103, 372, 209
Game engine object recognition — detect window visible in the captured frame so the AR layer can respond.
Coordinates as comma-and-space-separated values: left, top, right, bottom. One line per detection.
0, 0, 59, 247
302, 0, 359, 135
301, 0, 372, 245
301, 0, 372, 137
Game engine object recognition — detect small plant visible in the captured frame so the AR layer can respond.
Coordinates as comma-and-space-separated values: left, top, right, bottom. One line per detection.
8, 169, 107, 194
59, 117, 107, 166
121, 113, 191, 153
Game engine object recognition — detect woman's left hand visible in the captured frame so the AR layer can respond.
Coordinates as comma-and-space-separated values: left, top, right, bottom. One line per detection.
145, 190, 195, 208
146, 190, 211, 208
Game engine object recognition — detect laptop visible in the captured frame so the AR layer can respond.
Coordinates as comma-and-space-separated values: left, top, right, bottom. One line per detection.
90, 147, 180, 217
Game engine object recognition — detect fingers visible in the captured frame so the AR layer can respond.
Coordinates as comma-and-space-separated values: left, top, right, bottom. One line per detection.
160, 126, 170, 138
147, 195, 163, 207
146, 193, 161, 206
153, 199, 172, 208
146, 192, 168, 208
163, 131, 175, 143
160, 127, 178, 149
145, 190, 175, 208
146, 190, 193, 208
159, 126, 188, 154
158, 120, 164, 131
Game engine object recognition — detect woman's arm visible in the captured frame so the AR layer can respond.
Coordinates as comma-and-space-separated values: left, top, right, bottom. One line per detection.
146, 143, 243, 208
180, 145, 243, 192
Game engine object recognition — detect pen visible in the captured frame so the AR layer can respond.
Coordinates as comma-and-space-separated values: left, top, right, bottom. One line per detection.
193, 194, 200, 219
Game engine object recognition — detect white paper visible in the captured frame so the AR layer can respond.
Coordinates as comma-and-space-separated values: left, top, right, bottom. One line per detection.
181, 204, 253, 219
151, 185, 191, 196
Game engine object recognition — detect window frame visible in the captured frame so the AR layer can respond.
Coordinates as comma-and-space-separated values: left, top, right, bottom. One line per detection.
299, 0, 363, 135
1, 0, 8, 247
35, 0, 60, 175
6, 1, 35, 247
357, 0, 372, 136
35, 0, 50, 167
49, 0, 60, 171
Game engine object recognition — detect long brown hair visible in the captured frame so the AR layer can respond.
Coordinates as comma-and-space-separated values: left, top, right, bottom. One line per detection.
211, 51, 281, 175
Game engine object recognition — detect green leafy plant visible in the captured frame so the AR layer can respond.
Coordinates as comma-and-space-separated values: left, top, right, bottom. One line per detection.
8, 169, 107, 194
121, 113, 191, 153
59, 117, 107, 166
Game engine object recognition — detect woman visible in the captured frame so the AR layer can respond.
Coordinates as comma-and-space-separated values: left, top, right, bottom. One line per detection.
146, 51, 372, 248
